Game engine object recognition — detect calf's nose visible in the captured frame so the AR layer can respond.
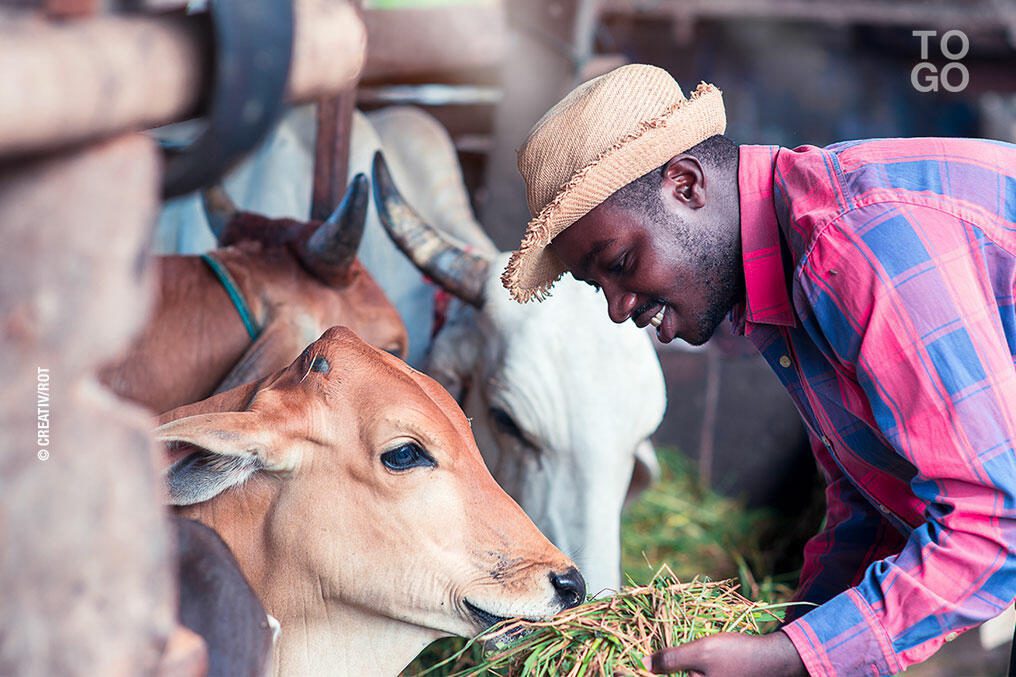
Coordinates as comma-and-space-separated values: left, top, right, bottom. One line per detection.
550, 567, 586, 609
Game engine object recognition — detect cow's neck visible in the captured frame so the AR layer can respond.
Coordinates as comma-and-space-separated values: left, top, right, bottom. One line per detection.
269, 604, 439, 676
180, 486, 440, 676
177, 483, 277, 592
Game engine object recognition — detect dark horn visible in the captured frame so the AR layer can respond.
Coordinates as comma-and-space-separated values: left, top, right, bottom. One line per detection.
200, 185, 238, 243
303, 173, 369, 276
371, 152, 490, 308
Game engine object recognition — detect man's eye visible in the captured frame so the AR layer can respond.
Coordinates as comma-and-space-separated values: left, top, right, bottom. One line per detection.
380, 443, 435, 471
609, 253, 628, 275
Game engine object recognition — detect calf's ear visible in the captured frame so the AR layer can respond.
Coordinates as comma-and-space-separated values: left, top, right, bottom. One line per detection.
155, 412, 273, 506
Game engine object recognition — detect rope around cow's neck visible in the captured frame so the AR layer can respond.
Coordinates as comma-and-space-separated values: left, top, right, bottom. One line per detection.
200, 252, 261, 341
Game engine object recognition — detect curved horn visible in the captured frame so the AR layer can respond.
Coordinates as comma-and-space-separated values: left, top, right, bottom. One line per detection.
371, 152, 490, 308
302, 173, 369, 277
200, 185, 237, 243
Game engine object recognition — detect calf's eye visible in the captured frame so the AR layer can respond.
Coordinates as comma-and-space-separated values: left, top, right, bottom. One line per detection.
310, 356, 330, 373
381, 443, 435, 471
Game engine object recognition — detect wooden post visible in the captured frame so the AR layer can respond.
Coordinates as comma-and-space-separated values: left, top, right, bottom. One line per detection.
0, 134, 174, 676
480, 0, 600, 250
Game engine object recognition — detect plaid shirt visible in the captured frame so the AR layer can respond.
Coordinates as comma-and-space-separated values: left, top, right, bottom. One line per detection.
732, 139, 1016, 675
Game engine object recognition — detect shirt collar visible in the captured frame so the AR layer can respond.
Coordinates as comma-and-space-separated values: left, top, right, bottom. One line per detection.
730, 144, 796, 336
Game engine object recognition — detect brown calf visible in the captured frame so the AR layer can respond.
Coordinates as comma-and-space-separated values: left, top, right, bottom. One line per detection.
157, 327, 585, 676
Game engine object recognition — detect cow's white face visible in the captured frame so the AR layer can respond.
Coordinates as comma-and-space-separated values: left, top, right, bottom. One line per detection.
427, 253, 667, 594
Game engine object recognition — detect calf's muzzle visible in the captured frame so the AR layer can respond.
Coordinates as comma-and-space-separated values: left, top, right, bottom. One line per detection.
550, 567, 586, 609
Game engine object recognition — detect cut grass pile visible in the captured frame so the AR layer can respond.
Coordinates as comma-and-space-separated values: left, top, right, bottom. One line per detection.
405, 449, 811, 675
419, 568, 794, 676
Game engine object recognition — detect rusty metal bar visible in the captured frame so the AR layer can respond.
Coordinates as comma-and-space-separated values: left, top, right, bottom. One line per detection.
0, 0, 366, 158
309, 0, 361, 222
311, 90, 358, 221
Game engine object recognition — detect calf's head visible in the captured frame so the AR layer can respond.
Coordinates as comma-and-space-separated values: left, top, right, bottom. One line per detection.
157, 327, 583, 675
372, 154, 667, 594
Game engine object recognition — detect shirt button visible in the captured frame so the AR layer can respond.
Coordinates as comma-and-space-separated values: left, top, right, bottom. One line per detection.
779, 355, 792, 368
945, 631, 959, 642
821, 435, 831, 447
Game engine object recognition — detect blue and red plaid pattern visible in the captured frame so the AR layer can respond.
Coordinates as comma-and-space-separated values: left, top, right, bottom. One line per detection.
732, 139, 1016, 675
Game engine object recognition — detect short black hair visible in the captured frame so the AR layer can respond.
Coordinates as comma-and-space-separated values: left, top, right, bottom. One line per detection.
608, 134, 737, 216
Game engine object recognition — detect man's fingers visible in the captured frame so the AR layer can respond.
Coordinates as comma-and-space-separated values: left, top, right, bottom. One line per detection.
649, 642, 702, 674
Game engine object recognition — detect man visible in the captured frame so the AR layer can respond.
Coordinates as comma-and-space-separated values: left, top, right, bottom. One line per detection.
502, 64, 1015, 675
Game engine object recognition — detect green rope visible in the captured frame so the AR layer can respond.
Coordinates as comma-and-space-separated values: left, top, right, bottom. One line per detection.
201, 253, 260, 340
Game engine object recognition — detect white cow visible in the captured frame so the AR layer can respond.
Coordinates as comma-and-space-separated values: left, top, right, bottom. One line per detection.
156, 106, 667, 593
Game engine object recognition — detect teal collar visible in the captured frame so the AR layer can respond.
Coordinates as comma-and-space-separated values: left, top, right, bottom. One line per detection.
200, 253, 260, 340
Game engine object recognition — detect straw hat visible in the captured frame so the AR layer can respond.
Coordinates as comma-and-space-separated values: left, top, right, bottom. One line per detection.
501, 64, 725, 303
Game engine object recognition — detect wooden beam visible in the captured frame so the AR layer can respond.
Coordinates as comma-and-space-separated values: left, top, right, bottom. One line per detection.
360, 3, 506, 84
0, 0, 366, 158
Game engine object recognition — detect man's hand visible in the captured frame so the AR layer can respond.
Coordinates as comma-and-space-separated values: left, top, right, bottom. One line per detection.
648, 630, 806, 676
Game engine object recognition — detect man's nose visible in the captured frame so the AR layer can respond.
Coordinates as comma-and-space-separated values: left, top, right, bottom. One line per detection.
605, 288, 638, 324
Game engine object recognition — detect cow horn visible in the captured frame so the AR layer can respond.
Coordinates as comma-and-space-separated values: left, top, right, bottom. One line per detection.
303, 173, 369, 277
371, 152, 490, 308
200, 185, 237, 243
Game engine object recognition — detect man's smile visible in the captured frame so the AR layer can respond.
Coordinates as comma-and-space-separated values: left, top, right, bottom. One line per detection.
632, 299, 668, 328
629, 300, 680, 343
649, 306, 665, 327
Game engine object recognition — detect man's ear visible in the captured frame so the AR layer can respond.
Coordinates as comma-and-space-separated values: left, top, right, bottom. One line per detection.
662, 155, 706, 209
155, 412, 274, 506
